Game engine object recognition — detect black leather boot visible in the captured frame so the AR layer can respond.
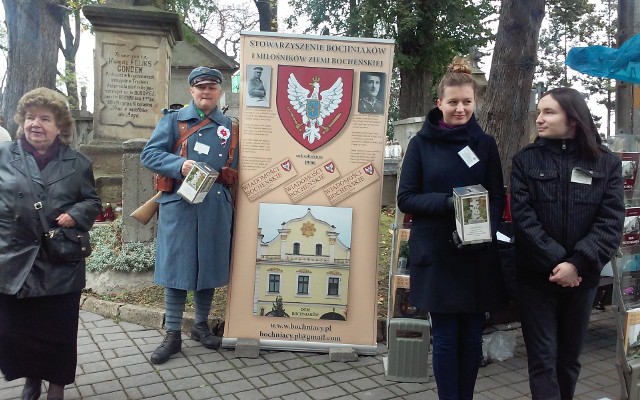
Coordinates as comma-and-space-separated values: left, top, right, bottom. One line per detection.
150, 330, 182, 364
190, 321, 221, 349
21, 378, 41, 400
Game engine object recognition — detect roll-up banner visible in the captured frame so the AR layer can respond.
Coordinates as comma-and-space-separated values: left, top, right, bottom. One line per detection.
223, 31, 395, 354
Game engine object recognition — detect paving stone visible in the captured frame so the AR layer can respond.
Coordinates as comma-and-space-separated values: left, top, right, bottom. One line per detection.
108, 354, 148, 368
326, 368, 366, 383
306, 385, 348, 399
74, 370, 118, 386
171, 365, 202, 379
213, 378, 255, 395
260, 381, 302, 398
353, 387, 397, 400
120, 372, 163, 388
92, 380, 125, 394
81, 360, 111, 373
113, 366, 131, 378
263, 351, 298, 363
282, 392, 314, 400
337, 381, 359, 394
236, 389, 268, 400
139, 382, 171, 398
187, 385, 219, 400
216, 369, 244, 382
349, 377, 379, 391
165, 375, 208, 392
305, 375, 335, 388
239, 363, 278, 378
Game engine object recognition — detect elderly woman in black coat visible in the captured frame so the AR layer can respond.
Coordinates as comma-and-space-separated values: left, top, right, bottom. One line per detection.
397, 57, 506, 400
0, 88, 101, 400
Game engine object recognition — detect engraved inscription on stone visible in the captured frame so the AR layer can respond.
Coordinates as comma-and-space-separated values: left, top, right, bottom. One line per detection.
101, 44, 158, 127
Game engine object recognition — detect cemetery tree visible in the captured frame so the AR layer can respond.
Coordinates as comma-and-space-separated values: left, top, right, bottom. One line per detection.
166, 0, 258, 62
536, 0, 617, 137
536, 0, 597, 87
59, 2, 84, 110
254, 0, 274, 32
3, 0, 65, 135
59, 0, 102, 110
477, 0, 545, 181
0, 24, 8, 114
285, 0, 494, 119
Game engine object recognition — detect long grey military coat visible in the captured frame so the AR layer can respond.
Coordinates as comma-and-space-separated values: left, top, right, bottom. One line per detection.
140, 102, 237, 291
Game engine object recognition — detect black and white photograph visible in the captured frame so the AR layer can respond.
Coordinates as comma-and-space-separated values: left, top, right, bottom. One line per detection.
245, 64, 271, 108
357, 71, 385, 114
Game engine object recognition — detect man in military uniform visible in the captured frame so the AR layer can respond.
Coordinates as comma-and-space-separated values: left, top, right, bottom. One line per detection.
141, 66, 238, 364
248, 66, 267, 101
358, 72, 384, 114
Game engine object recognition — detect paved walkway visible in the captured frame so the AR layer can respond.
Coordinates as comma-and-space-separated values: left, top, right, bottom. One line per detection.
0, 308, 621, 400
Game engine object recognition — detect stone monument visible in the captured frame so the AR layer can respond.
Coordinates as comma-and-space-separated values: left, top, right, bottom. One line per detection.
83, 0, 181, 242
82, 0, 182, 207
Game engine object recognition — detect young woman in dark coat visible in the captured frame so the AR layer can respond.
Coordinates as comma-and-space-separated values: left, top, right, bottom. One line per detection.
397, 57, 506, 400
511, 87, 624, 400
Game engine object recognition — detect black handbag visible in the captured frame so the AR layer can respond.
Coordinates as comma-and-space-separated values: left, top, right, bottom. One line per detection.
18, 142, 92, 262
45, 227, 92, 262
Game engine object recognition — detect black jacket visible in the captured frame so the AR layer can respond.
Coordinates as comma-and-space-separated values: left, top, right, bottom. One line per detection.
510, 138, 624, 291
0, 140, 101, 298
397, 108, 506, 313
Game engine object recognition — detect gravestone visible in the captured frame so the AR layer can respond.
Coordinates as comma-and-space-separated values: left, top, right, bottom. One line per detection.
82, 1, 182, 207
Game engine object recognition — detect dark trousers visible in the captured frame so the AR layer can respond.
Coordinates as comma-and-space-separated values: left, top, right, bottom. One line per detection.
430, 312, 485, 400
519, 283, 597, 400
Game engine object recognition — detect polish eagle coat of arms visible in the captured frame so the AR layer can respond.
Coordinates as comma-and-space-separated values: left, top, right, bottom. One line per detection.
277, 66, 353, 151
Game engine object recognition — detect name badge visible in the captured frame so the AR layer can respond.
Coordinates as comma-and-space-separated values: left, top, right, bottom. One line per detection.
458, 146, 479, 168
571, 167, 592, 185
194, 141, 210, 155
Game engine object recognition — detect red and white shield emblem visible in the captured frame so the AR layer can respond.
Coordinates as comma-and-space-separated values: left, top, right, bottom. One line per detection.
281, 160, 292, 171
324, 161, 335, 173
363, 163, 374, 175
277, 66, 353, 151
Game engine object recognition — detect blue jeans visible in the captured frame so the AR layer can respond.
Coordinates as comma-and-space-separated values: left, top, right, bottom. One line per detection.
430, 312, 485, 400
519, 283, 597, 400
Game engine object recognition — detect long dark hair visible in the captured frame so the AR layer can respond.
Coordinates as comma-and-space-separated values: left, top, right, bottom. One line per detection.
540, 87, 601, 159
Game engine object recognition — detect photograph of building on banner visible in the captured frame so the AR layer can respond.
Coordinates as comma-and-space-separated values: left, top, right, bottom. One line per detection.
254, 203, 352, 321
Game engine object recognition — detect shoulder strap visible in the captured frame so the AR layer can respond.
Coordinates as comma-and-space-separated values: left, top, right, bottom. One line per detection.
173, 118, 211, 157
17, 142, 50, 232
225, 121, 239, 168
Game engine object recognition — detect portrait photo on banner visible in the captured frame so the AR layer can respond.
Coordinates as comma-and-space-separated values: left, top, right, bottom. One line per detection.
357, 71, 386, 114
246, 64, 272, 108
